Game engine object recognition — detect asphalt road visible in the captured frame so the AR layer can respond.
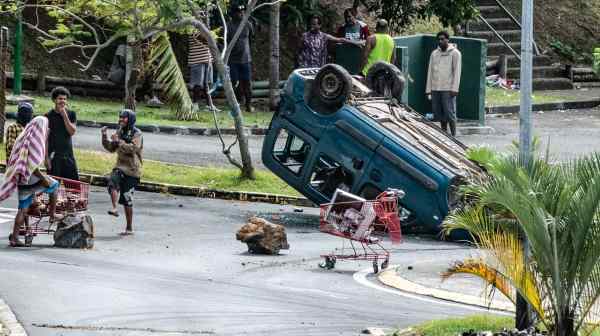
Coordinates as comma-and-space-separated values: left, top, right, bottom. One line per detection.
71, 107, 600, 169
0, 189, 493, 336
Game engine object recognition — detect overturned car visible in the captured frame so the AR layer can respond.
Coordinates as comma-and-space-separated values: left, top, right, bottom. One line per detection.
262, 63, 484, 233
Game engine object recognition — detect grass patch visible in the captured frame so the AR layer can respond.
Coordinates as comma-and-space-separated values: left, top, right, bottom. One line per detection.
6, 94, 273, 128
398, 315, 514, 336
0, 149, 300, 196
486, 87, 577, 107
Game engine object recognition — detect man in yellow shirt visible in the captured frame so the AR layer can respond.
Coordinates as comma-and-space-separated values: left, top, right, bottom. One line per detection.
362, 19, 395, 76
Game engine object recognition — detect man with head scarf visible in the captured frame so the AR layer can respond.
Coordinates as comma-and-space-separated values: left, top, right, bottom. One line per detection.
6, 102, 34, 161
0, 116, 63, 247
101, 109, 143, 235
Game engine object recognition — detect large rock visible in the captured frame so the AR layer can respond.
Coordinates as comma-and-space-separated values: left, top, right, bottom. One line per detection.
53, 215, 95, 249
236, 217, 289, 255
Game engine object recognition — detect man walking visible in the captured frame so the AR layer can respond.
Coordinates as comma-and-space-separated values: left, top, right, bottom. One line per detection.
426, 31, 462, 137
227, 4, 254, 113
188, 31, 213, 111
102, 109, 143, 236
361, 19, 395, 76
45, 86, 79, 180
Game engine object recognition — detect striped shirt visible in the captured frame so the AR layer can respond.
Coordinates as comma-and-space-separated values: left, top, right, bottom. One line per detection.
188, 34, 212, 65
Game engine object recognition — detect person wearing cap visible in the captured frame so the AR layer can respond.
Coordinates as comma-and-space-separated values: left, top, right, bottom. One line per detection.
361, 19, 395, 76
45, 86, 79, 181
6, 102, 34, 160
101, 109, 143, 235
227, 4, 254, 113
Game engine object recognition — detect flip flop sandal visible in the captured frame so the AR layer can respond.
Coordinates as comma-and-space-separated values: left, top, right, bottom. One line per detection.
108, 210, 120, 217
119, 231, 134, 236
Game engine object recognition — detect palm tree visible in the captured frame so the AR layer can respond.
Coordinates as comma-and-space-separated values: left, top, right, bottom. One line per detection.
443, 149, 600, 336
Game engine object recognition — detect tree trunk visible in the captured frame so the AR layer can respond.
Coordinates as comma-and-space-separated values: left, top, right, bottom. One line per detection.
0, 30, 7, 145
124, 35, 143, 111
268, 3, 280, 111
214, 58, 255, 179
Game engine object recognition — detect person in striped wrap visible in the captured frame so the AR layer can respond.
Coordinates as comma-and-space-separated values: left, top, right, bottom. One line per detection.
0, 116, 63, 247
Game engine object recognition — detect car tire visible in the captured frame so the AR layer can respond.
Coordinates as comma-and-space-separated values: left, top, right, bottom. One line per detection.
366, 61, 406, 101
309, 64, 353, 114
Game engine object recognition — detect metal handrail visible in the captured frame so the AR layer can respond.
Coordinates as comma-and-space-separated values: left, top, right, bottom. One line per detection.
491, 0, 541, 55
478, 14, 521, 61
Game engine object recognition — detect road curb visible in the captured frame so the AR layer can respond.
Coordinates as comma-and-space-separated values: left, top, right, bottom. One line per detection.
378, 266, 515, 313
485, 99, 600, 114
0, 298, 27, 336
0, 165, 313, 207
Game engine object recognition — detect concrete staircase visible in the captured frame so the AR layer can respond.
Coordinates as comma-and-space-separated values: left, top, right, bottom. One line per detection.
468, 0, 574, 90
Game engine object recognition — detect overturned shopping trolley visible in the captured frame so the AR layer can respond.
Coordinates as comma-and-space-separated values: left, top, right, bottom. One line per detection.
319, 188, 404, 273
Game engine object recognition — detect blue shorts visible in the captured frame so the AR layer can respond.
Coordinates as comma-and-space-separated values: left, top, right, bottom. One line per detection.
17, 179, 59, 209
228, 63, 251, 82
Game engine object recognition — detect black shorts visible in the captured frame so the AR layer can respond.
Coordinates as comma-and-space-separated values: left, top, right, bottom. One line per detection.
108, 169, 140, 207
49, 154, 79, 181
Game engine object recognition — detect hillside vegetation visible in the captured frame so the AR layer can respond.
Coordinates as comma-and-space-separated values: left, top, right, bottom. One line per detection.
503, 0, 600, 65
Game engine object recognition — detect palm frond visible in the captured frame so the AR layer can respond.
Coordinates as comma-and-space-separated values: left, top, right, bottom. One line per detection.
149, 32, 195, 121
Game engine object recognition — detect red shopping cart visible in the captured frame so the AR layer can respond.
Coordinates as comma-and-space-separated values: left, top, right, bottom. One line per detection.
10, 177, 90, 246
319, 188, 404, 273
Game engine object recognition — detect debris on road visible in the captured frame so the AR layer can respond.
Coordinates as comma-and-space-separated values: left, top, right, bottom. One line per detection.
236, 217, 289, 255
53, 215, 95, 249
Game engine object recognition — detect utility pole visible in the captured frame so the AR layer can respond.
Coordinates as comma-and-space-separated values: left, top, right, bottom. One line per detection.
516, 0, 534, 330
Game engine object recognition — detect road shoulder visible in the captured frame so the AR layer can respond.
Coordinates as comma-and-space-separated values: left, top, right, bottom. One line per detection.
0, 298, 27, 336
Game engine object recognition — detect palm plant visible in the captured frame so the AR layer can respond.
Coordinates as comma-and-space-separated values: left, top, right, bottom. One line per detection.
443, 150, 600, 336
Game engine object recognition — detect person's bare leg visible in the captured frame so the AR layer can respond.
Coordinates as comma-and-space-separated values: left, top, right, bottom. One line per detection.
48, 192, 62, 221
124, 206, 133, 233
108, 188, 119, 216
11, 209, 26, 245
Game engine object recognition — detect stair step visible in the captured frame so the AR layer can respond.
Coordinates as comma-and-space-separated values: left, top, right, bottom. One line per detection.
532, 78, 574, 90
475, 0, 499, 6
488, 42, 521, 56
506, 66, 566, 79
468, 30, 521, 43
477, 5, 507, 19
470, 18, 519, 31
490, 55, 554, 67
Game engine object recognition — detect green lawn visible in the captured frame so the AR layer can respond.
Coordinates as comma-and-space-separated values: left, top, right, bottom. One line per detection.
485, 87, 576, 107
6, 94, 274, 128
395, 315, 514, 336
0, 149, 300, 196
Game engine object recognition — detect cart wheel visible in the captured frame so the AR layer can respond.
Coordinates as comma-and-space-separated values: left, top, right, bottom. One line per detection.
8, 233, 13, 243
372, 260, 379, 274
381, 259, 389, 270
24, 235, 33, 247
319, 256, 336, 270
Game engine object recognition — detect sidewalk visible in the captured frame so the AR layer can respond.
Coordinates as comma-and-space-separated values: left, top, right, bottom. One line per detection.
486, 87, 600, 114
378, 252, 515, 312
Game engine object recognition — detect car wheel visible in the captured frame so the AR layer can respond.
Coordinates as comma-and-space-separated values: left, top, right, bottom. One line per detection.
366, 61, 406, 101
309, 64, 352, 114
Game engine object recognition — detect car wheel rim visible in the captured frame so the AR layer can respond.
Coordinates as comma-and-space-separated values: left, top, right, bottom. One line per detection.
321, 72, 342, 100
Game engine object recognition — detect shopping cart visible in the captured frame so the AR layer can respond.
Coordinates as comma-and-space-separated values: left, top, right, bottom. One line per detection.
10, 177, 90, 246
319, 188, 404, 273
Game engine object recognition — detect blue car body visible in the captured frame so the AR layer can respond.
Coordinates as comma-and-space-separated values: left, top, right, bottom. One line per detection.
262, 69, 483, 232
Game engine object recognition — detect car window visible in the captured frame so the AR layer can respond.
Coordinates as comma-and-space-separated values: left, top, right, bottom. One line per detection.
272, 128, 311, 175
310, 155, 354, 198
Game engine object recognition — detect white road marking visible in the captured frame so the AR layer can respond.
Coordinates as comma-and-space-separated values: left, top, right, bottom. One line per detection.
0, 213, 14, 224
353, 267, 512, 316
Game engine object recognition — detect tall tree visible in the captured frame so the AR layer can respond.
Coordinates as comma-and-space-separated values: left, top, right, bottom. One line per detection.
269, 2, 280, 111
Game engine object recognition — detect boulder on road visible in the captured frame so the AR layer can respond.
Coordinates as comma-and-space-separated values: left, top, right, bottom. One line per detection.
236, 217, 289, 255
53, 215, 95, 249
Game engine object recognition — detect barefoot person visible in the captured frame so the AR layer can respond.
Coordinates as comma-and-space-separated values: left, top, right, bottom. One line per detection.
0, 116, 63, 247
101, 109, 143, 235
